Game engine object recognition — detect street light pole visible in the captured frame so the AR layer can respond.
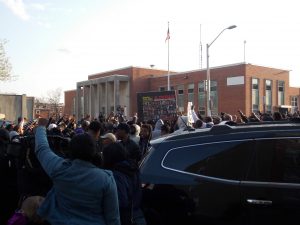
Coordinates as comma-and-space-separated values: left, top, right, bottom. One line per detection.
206, 25, 237, 117
206, 43, 211, 116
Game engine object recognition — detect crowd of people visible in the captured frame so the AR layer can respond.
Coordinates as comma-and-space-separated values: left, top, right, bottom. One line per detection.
0, 108, 300, 225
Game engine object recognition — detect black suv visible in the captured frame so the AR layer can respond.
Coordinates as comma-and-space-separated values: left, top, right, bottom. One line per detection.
140, 122, 300, 225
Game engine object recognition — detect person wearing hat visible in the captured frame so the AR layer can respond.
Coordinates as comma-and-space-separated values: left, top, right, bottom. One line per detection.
129, 124, 140, 145
101, 133, 117, 147
116, 123, 141, 164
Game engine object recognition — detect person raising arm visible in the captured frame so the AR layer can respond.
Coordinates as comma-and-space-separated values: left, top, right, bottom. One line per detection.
35, 118, 120, 225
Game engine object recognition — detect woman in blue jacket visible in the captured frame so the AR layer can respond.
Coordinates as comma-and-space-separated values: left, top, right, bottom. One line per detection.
35, 118, 120, 225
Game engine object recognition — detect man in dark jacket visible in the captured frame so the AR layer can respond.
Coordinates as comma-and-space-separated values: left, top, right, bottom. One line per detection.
88, 120, 103, 167
0, 128, 19, 224
139, 124, 152, 157
102, 143, 146, 225
116, 123, 141, 164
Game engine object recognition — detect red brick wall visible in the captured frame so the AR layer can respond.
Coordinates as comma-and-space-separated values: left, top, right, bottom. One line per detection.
64, 90, 76, 116
289, 87, 300, 96
289, 87, 300, 109
149, 64, 246, 116
149, 70, 204, 111
130, 68, 169, 115
65, 64, 300, 119
212, 64, 246, 116
149, 64, 300, 116
245, 64, 290, 115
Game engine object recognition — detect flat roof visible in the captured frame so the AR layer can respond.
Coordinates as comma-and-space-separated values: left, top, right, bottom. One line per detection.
0, 93, 34, 97
88, 65, 170, 79
149, 62, 246, 79
86, 62, 290, 80
149, 62, 290, 79
64, 89, 77, 93
88, 66, 133, 78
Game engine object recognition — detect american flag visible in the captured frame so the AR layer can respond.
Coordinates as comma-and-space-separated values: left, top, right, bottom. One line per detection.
165, 28, 170, 42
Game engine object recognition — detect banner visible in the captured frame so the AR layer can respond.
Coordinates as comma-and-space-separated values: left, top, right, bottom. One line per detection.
137, 91, 177, 122
187, 102, 194, 124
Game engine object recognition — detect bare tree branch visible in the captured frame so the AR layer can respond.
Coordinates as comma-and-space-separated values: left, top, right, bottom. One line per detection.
47, 88, 62, 119
0, 40, 13, 81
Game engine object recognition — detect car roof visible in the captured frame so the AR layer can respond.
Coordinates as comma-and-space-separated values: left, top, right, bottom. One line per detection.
161, 121, 300, 142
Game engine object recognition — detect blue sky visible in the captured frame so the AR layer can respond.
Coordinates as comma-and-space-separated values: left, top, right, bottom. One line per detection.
1, 0, 300, 102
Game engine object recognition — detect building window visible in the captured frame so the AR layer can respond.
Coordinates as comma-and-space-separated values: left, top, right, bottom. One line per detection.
265, 80, 272, 113
198, 81, 206, 116
177, 85, 184, 112
210, 81, 218, 115
278, 81, 285, 105
159, 87, 166, 92
160, 86, 174, 91
291, 96, 298, 113
252, 78, 259, 112
188, 83, 194, 103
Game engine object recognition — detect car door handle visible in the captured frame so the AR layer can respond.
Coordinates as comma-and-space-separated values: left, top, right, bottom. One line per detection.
246, 199, 273, 206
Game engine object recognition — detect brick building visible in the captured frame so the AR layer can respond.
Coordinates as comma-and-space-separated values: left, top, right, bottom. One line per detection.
34, 101, 64, 119
64, 63, 300, 119
65, 67, 169, 118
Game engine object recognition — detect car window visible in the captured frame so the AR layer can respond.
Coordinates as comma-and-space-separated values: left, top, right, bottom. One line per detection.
163, 140, 254, 180
246, 138, 300, 183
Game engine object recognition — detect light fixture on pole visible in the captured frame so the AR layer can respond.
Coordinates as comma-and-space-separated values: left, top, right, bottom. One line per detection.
206, 25, 237, 116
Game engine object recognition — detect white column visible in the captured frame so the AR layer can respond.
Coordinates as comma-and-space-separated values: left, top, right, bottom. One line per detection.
89, 85, 92, 117
91, 84, 98, 119
83, 86, 87, 117
95, 83, 99, 117
75, 86, 80, 120
114, 79, 120, 112
105, 81, 108, 116
98, 83, 102, 114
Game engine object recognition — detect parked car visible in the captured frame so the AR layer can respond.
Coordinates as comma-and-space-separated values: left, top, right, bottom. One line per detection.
140, 121, 300, 225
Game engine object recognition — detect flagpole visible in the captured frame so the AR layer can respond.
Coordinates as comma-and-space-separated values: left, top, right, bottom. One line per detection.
200, 24, 202, 69
244, 40, 246, 63
167, 21, 170, 91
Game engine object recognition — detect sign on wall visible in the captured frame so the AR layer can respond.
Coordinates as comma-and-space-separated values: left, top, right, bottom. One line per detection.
227, 76, 244, 86
137, 90, 177, 122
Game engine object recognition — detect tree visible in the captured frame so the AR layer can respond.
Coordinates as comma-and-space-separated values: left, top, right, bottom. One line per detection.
34, 88, 63, 119
0, 40, 12, 81
47, 88, 62, 119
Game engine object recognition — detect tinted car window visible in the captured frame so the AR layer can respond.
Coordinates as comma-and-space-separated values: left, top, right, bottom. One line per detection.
246, 138, 300, 183
163, 140, 253, 180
